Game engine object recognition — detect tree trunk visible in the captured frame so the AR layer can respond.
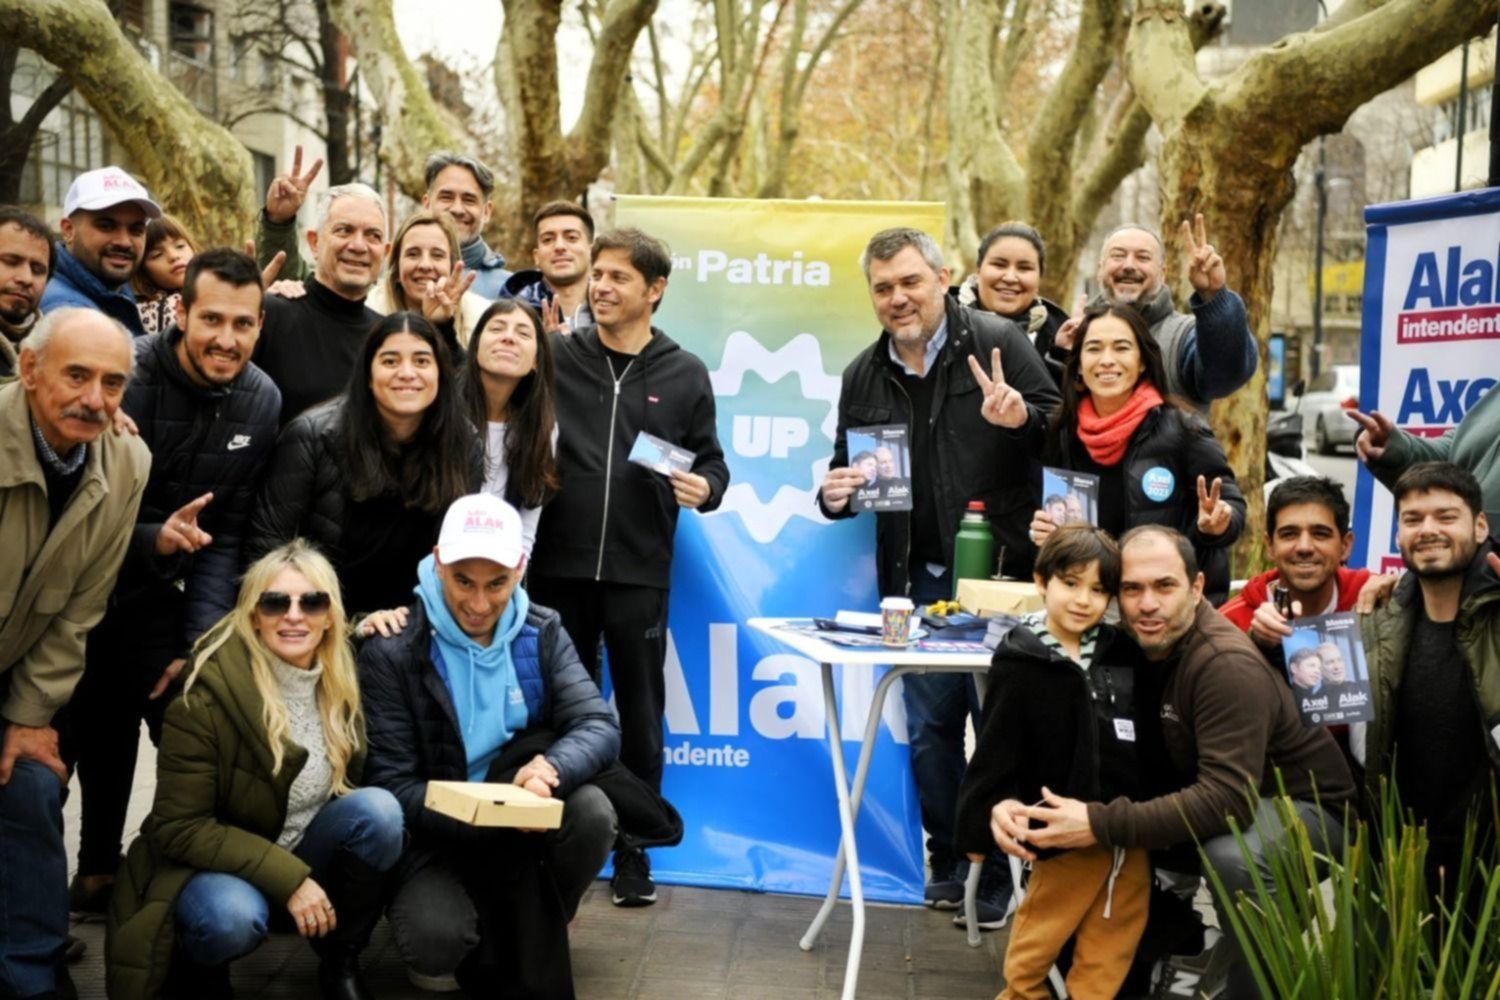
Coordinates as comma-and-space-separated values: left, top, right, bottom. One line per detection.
0, 44, 73, 205
315, 2, 353, 185
0, 0, 256, 245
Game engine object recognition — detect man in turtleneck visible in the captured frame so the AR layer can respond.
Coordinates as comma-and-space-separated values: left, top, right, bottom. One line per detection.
0, 207, 54, 377
250, 159, 388, 425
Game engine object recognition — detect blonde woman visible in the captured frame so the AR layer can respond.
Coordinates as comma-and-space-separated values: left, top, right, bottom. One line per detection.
105, 540, 403, 1000
370, 209, 485, 356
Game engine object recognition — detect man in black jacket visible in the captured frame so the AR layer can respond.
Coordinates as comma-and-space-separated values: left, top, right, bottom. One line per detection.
56, 248, 281, 917
818, 227, 1061, 925
530, 227, 730, 907
358, 493, 619, 995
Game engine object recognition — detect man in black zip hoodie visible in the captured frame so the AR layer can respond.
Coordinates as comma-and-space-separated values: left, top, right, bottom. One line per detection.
818, 227, 1060, 924
55, 249, 281, 917
530, 227, 729, 907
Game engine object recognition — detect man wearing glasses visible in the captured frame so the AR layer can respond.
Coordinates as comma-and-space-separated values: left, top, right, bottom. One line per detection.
0, 307, 150, 1000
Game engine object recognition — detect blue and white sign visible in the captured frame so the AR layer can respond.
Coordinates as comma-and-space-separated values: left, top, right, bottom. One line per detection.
1142, 466, 1175, 503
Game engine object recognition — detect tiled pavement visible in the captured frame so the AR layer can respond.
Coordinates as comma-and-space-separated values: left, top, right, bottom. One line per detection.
62, 733, 1008, 999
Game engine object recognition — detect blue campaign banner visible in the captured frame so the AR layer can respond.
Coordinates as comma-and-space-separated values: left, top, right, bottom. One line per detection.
1351, 187, 1500, 570
610, 196, 946, 903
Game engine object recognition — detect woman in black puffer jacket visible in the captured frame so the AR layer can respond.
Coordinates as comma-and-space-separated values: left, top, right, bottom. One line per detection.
246, 312, 482, 617
955, 221, 1071, 387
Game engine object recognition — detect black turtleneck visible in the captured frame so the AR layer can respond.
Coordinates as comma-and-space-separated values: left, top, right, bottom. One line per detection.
252, 276, 380, 425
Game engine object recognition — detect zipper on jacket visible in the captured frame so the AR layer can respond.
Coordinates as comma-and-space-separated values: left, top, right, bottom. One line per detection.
595, 356, 635, 580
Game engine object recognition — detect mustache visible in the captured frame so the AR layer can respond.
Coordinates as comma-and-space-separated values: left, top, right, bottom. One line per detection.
61, 404, 107, 424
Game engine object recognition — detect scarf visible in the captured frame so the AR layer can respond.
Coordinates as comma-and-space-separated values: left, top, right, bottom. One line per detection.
1075, 383, 1164, 466
415, 554, 531, 781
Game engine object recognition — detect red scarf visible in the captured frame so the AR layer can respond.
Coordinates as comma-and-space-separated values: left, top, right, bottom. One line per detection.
1075, 384, 1164, 466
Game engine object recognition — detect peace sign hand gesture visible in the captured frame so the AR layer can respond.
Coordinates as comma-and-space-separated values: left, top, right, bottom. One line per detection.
1196, 475, 1233, 536
1180, 213, 1226, 300
421, 263, 476, 325
265, 145, 324, 225
155, 492, 214, 556
968, 348, 1029, 429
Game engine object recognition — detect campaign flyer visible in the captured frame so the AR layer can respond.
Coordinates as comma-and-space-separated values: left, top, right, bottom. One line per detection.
1280, 611, 1374, 726
848, 424, 913, 512
628, 430, 696, 477
1042, 467, 1101, 527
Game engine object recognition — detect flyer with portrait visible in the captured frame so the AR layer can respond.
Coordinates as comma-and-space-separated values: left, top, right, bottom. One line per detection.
847, 424, 913, 512
1280, 611, 1374, 726
628, 430, 696, 477
1041, 467, 1100, 527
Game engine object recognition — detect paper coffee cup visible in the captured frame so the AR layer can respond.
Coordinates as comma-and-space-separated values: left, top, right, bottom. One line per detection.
880, 596, 915, 646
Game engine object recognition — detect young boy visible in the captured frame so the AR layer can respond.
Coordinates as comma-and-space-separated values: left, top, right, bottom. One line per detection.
955, 525, 1152, 1000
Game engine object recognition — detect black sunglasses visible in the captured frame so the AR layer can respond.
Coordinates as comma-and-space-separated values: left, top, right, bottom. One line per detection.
256, 591, 333, 616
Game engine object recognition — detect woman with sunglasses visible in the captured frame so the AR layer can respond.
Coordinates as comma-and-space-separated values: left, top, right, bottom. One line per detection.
105, 541, 403, 1000
246, 312, 482, 620
972, 304, 1245, 603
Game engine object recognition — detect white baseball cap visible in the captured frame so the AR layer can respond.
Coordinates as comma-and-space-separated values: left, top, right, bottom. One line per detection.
436, 493, 524, 569
62, 166, 163, 219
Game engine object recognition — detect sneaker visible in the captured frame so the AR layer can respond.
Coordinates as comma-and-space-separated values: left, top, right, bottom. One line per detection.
924, 854, 966, 909
62, 934, 88, 964
68, 872, 114, 920
953, 858, 1014, 931
406, 967, 462, 992
1150, 927, 1231, 998
610, 848, 657, 907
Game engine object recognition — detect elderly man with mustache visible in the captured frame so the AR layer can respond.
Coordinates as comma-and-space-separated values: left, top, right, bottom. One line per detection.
53, 249, 284, 926
0, 307, 150, 1000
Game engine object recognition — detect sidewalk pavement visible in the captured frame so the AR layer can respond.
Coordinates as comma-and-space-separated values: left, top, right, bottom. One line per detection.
61, 731, 1008, 999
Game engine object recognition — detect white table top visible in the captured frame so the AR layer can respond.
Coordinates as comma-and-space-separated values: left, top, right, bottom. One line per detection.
747, 617, 994, 667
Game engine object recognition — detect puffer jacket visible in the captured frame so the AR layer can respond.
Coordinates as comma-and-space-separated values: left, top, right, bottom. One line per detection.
0, 380, 151, 726
112, 328, 281, 652
1042, 404, 1246, 604
356, 598, 620, 849
104, 630, 368, 999
818, 297, 1062, 592
243, 399, 483, 574
38, 242, 147, 337
953, 279, 1070, 387
1357, 539, 1500, 804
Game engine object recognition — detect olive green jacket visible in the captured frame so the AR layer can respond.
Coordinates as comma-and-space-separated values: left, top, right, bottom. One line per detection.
104, 632, 367, 999
1357, 540, 1500, 804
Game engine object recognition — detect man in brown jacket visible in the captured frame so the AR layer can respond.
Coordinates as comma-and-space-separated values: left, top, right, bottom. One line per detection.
989, 525, 1355, 1000
0, 307, 149, 1000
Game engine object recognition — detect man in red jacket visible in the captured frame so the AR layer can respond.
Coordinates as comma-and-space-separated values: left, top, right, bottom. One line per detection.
1220, 476, 1370, 667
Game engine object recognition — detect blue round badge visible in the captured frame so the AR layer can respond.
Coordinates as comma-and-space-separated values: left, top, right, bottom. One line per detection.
1142, 466, 1175, 503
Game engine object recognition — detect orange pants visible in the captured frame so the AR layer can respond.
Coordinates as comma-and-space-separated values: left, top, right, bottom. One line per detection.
999, 845, 1150, 1000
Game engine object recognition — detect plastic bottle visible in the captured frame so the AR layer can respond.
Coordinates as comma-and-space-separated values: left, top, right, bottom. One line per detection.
952, 500, 995, 598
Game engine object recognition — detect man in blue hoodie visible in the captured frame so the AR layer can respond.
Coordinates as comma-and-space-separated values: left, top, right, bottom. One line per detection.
358, 492, 619, 993
39, 166, 161, 337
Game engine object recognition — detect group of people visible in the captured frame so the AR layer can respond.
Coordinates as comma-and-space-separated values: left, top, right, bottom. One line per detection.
0, 144, 1494, 1000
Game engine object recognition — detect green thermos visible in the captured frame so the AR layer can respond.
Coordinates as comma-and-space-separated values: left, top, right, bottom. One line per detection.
952, 500, 995, 598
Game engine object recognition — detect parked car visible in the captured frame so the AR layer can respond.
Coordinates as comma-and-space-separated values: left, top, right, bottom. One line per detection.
1293, 364, 1361, 454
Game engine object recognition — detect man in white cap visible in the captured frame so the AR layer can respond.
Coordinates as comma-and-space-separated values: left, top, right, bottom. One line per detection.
357, 493, 620, 995
39, 166, 162, 337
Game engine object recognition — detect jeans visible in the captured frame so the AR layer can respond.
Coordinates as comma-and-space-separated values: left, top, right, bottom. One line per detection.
1201, 796, 1345, 1000
899, 569, 982, 863
174, 787, 404, 966
0, 755, 67, 998
386, 782, 617, 977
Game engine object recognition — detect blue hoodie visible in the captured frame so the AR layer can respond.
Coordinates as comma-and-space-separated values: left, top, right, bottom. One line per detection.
39, 242, 147, 337
415, 555, 531, 781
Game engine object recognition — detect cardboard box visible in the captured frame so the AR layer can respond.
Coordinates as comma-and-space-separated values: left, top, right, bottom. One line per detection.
957, 578, 1045, 617
425, 781, 564, 829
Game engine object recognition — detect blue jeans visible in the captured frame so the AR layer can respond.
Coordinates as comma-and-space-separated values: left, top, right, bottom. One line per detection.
0, 756, 68, 998
899, 570, 982, 864
174, 787, 403, 966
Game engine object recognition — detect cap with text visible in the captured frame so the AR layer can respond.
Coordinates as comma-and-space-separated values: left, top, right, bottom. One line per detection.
62, 166, 163, 220
437, 493, 524, 569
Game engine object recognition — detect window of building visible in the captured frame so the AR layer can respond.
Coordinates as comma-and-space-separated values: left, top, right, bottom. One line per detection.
169, 3, 214, 65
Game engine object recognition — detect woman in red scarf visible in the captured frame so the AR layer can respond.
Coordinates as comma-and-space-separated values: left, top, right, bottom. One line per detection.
971, 305, 1245, 603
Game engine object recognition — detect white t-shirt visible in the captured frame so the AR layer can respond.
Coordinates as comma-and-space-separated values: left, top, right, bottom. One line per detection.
483, 421, 558, 557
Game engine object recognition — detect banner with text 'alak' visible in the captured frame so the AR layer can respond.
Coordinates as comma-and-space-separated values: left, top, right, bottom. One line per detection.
1352, 187, 1500, 571
613, 196, 945, 903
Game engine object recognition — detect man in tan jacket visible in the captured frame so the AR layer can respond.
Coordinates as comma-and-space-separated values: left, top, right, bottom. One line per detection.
0, 307, 149, 1000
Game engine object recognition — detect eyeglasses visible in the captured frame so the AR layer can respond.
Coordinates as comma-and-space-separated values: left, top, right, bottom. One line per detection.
256, 591, 333, 617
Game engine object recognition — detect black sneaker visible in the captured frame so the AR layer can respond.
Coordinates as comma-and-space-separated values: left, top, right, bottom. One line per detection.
924, 854, 966, 909
610, 848, 657, 907
68, 872, 114, 920
953, 857, 1014, 930
62, 934, 87, 964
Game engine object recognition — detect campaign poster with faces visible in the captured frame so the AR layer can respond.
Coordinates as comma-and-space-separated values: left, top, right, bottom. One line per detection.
1281, 611, 1374, 725
848, 425, 913, 512
1042, 467, 1100, 527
